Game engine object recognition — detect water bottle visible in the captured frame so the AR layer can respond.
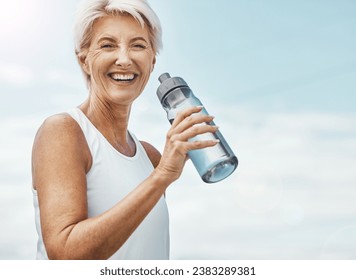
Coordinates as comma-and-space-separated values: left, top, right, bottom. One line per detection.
157, 73, 238, 183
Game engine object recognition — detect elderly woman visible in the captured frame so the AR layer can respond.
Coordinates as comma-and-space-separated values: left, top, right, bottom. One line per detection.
31, 0, 219, 260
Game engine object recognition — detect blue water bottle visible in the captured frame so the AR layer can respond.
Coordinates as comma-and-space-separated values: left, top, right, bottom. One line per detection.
157, 73, 238, 183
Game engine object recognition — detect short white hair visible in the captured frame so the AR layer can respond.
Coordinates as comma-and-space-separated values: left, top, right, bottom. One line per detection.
74, 0, 163, 54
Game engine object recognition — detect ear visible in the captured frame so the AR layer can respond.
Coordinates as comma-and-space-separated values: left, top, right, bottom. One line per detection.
77, 50, 90, 75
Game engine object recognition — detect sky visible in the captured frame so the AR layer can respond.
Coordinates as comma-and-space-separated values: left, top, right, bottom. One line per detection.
0, 0, 355, 259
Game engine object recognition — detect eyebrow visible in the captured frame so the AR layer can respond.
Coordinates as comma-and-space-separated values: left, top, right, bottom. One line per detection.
97, 36, 149, 44
130, 37, 149, 43
97, 36, 116, 43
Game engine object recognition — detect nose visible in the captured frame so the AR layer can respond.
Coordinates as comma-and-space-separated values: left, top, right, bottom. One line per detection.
115, 48, 132, 68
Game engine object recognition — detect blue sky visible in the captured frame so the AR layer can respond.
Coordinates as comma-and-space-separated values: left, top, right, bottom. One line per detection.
0, 0, 355, 259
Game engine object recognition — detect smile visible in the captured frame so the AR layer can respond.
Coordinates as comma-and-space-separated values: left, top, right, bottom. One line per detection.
109, 73, 137, 82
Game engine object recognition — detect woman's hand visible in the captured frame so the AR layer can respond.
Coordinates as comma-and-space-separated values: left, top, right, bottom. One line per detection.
154, 106, 219, 184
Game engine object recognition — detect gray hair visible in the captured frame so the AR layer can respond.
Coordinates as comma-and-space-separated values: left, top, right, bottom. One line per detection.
74, 0, 162, 54
73, 0, 162, 87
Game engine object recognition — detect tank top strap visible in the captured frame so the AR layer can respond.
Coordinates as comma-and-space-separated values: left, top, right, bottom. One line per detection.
66, 107, 99, 158
66, 107, 92, 135
66, 107, 146, 162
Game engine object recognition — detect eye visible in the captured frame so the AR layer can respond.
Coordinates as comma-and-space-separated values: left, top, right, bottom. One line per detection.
101, 43, 115, 49
132, 44, 147, 50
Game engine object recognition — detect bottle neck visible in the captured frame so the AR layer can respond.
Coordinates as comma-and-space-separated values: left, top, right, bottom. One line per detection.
162, 87, 192, 110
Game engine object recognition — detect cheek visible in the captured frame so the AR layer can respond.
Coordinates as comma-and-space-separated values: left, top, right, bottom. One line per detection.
88, 52, 113, 84
139, 64, 153, 86
88, 51, 108, 72
140, 56, 155, 76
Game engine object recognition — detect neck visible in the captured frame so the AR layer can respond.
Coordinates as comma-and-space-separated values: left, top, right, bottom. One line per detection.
79, 97, 135, 156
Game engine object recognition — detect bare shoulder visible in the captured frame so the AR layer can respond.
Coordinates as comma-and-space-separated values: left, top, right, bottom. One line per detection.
35, 113, 81, 139
140, 141, 161, 168
32, 113, 91, 182
33, 113, 85, 155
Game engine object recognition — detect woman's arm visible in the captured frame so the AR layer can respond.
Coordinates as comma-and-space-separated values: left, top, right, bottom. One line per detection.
140, 141, 161, 168
32, 106, 218, 259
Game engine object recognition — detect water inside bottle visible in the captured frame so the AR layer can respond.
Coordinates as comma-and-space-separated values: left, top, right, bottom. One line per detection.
202, 157, 238, 183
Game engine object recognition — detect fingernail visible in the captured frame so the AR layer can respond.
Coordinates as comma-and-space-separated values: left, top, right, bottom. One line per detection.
196, 105, 204, 109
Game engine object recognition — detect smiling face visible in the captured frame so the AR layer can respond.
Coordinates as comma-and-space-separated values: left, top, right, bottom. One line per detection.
79, 14, 156, 106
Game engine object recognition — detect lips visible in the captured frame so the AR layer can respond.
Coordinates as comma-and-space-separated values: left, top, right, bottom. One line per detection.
108, 72, 137, 82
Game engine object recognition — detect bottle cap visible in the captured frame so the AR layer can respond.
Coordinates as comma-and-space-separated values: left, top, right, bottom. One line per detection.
156, 73, 188, 103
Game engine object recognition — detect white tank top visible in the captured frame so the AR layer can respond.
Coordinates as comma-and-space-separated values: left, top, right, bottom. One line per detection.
32, 107, 170, 259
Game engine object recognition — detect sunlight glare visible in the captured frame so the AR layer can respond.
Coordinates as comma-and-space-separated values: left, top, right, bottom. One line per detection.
0, 0, 42, 42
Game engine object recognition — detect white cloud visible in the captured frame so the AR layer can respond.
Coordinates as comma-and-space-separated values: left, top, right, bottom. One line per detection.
0, 62, 35, 87
44, 68, 83, 88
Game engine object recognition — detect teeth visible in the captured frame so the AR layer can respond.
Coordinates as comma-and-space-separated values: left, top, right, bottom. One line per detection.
110, 73, 135, 81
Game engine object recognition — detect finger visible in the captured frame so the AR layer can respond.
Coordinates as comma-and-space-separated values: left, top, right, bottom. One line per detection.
184, 139, 220, 152
174, 124, 219, 142
171, 106, 204, 128
172, 113, 215, 135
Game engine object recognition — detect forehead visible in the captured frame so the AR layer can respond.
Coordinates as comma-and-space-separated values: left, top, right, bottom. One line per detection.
91, 14, 150, 41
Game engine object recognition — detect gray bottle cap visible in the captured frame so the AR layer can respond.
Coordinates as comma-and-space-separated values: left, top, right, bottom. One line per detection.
157, 73, 188, 103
